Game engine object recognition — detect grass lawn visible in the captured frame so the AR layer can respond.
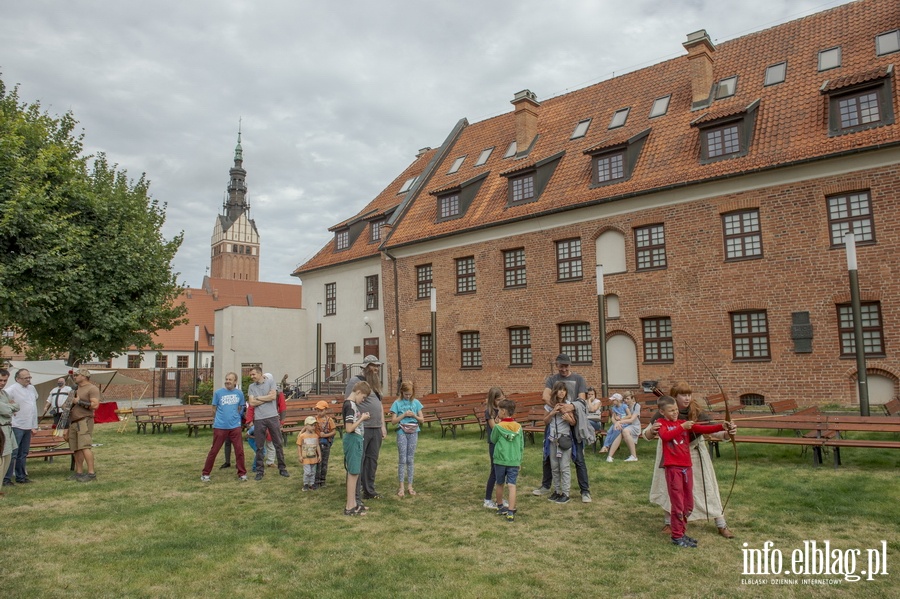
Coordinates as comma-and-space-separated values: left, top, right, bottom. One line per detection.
1, 420, 898, 599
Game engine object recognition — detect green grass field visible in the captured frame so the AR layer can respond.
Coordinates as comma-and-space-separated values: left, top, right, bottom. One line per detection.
1, 421, 897, 599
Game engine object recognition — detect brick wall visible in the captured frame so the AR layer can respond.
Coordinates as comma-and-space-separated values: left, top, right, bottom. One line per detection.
384, 163, 900, 406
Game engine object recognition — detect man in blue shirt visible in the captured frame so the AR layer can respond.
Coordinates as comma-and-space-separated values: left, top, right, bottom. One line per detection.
201, 372, 247, 482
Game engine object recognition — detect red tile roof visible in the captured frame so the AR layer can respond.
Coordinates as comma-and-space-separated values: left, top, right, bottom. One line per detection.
292, 149, 439, 276
385, 0, 899, 248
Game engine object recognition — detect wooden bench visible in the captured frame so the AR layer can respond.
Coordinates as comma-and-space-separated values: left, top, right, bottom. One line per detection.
881, 398, 900, 416
706, 393, 744, 415
133, 407, 153, 434
185, 406, 216, 437
27, 430, 75, 470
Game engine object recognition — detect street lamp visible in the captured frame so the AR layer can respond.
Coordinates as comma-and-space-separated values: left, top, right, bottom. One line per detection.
596, 265, 609, 398
430, 286, 437, 394
193, 325, 200, 397
316, 302, 323, 395
844, 232, 870, 416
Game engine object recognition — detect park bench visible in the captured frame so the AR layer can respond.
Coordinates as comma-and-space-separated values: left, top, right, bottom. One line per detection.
133, 407, 153, 434
705, 393, 744, 415
881, 398, 900, 416
185, 406, 216, 437
27, 429, 75, 470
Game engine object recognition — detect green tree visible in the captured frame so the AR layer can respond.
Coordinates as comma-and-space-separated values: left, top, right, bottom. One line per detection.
0, 78, 186, 363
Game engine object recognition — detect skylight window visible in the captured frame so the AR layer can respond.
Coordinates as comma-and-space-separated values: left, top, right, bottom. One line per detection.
503, 141, 517, 158
608, 108, 630, 129
876, 30, 900, 56
398, 176, 417, 193
649, 95, 670, 118
475, 147, 494, 166
570, 119, 591, 139
448, 156, 466, 174
818, 47, 842, 71
715, 76, 737, 99
764, 62, 786, 86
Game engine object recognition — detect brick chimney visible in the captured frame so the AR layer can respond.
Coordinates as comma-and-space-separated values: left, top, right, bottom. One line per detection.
510, 89, 540, 155
416, 147, 432, 158
683, 30, 715, 109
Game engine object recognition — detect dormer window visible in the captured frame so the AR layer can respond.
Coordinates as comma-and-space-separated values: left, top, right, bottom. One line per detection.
818, 46, 841, 71
822, 65, 894, 136
715, 76, 737, 100
448, 156, 466, 174
438, 194, 460, 220
692, 100, 759, 163
510, 174, 534, 203
503, 141, 517, 158
475, 147, 494, 166
609, 108, 630, 129
370, 219, 386, 242
335, 229, 349, 250
584, 128, 649, 188
595, 152, 625, 183
649, 96, 670, 118
571, 119, 591, 139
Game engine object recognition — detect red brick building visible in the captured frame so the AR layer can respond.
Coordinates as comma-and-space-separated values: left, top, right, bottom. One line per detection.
299, 0, 900, 406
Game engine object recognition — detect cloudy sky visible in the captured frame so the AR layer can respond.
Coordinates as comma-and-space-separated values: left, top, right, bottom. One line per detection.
1, 0, 853, 288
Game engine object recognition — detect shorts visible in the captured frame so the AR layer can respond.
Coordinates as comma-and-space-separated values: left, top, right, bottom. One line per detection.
343, 432, 363, 475
493, 464, 519, 485
69, 418, 94, 451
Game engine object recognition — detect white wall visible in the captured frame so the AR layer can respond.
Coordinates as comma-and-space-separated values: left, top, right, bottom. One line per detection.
294, 255, 385, 378
213, 306, 306, 385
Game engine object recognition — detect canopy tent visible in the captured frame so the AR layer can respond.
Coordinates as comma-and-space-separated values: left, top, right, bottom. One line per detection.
7, 360, 147, 403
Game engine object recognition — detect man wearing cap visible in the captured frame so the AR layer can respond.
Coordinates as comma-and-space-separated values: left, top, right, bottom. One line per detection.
201, 372, 247, 482
313, 400, 337, 488
43, 378, 73, 428
4, 369, 39, 485
65, 369, 100, 482
248, 366, 289, 480
533, 354, 594, 503
344, 355, 386, 500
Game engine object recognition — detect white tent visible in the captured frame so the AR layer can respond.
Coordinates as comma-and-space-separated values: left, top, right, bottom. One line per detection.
7, 360, 147, 403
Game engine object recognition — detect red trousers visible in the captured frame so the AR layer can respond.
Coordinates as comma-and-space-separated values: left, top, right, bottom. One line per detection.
202, 427, 246, 476
665, 466, 694, 539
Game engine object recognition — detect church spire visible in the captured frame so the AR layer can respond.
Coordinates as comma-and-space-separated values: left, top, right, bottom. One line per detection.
224, 121, 248, 223
234, 117, 243, 164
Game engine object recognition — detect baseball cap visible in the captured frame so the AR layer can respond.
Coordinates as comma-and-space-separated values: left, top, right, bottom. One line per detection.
609, 393, 624, 401
304, 416, 317, 426
362, 355, 382, 365
315, 401, 329, 410
555, 353, 572, 365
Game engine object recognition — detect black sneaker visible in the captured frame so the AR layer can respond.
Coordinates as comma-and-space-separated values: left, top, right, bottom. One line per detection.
672, 537, 697, 548
496, 505, 509, 516
219, 463, 231, 469
279, 469, 290, 478
255, 472, 264, 481
548, 492, 561, 501
77, 473, 96, 483
555, 494, 571, 504
683, 535, 698, 545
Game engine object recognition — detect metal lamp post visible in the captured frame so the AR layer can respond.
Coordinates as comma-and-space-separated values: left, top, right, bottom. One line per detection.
844, 232, 870, 416
193, 325, 200, 397
596, 265, 609, 398
430, 287, 437, 394
316, 302, 323, 395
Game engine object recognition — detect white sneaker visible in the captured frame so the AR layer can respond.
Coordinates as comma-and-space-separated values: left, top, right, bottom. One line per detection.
502, 499, 509, 507
483, 499, 498, 509
606, 456, 614, 463
625, 455, 639, 462
532, 487, 551, 496
581, 492, 592, 503
200, 475, 211, 482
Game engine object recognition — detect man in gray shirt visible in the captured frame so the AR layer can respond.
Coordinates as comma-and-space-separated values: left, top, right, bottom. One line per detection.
248, 366, 289, 480
344, 355, 386, 500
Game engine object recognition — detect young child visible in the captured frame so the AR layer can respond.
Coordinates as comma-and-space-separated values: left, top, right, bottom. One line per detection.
482, 387, 504, 509
490, 398, 524, 522
389, 381, 424, 498
297, 416, 321, 491
313, 400, 337, 489
601, 393, 627, 455
342, 381, 371, 515
655, 395, 728, 548
545, 381, 576, 503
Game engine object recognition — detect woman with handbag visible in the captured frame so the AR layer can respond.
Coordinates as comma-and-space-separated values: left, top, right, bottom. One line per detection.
389, 381, 424, 498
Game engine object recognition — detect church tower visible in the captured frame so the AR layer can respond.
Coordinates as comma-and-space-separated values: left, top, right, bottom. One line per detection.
210, 126, 260, 281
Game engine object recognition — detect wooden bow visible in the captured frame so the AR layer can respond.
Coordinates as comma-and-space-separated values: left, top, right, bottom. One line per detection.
682, 341, 738, 514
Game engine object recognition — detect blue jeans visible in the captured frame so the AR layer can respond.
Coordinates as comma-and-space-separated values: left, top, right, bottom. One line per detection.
5, 428, 32, 482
